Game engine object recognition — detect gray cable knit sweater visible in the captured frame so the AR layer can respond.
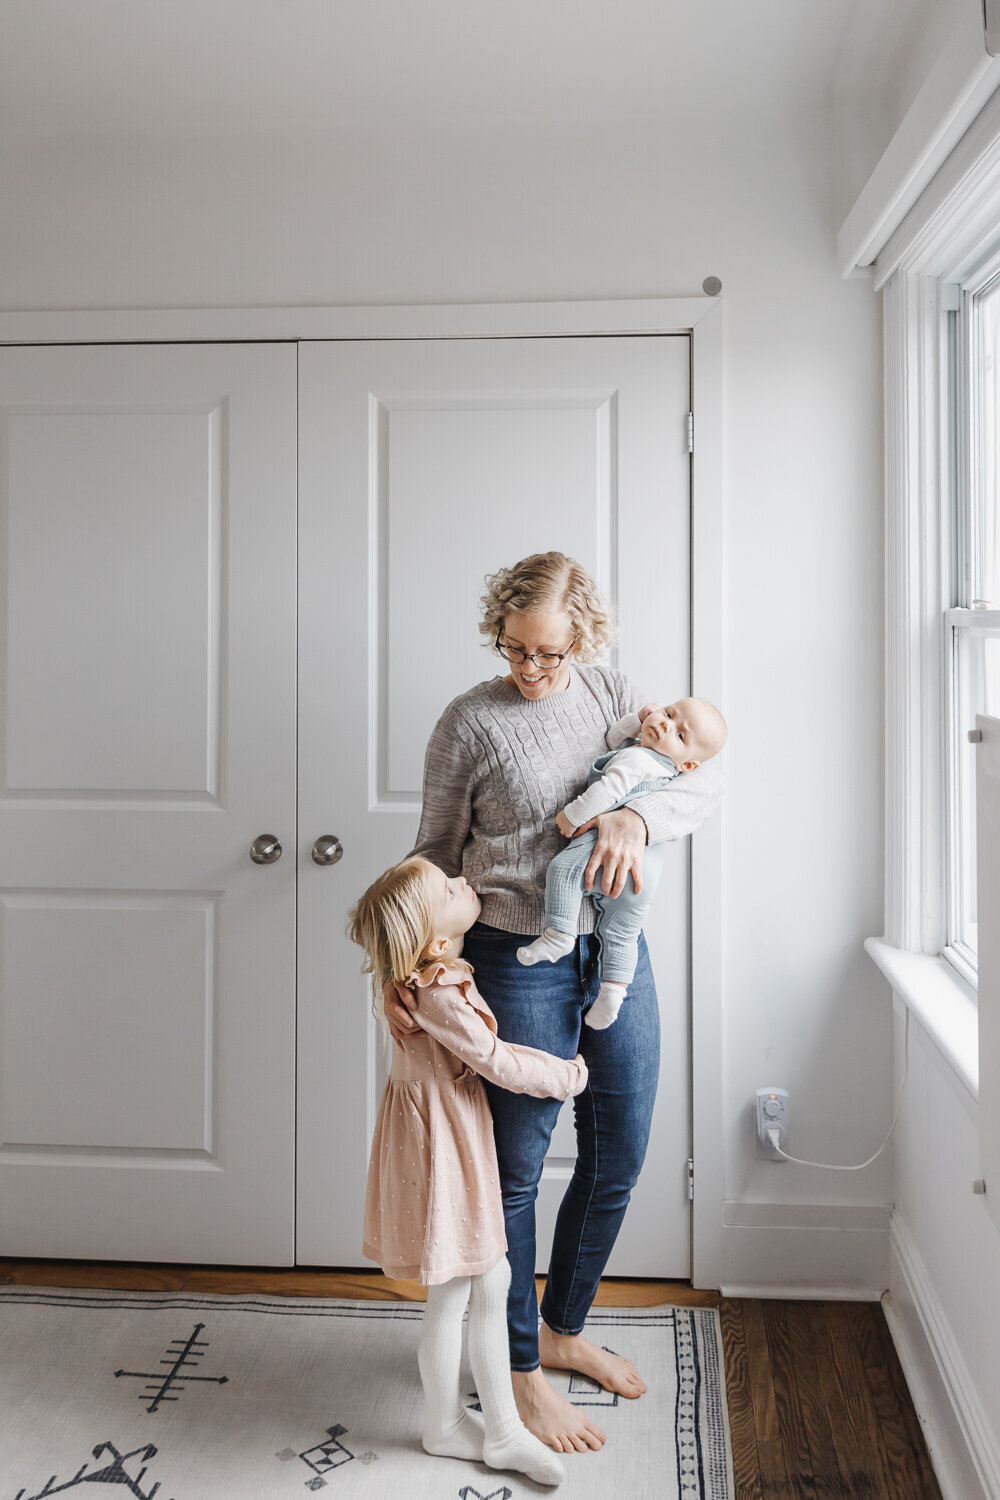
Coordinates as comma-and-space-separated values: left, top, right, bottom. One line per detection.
410, 665, 725, 935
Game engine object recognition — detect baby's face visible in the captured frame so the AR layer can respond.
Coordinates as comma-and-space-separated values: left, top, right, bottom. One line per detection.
640, 698, 724, 770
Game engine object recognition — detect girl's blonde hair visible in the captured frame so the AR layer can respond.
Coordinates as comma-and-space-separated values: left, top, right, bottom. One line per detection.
479, 551, 615, 663
347, 857, 470, 1018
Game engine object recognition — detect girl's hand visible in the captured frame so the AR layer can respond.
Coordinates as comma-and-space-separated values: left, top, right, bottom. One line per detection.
573, 806, 646, 898
384, 977, 423, 1048
637, 701, 664, 723
554, 808, 575, 838
571, 1053, 589, 1095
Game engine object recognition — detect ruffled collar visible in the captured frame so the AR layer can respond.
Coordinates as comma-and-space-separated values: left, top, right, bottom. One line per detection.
408, 960, 473, 989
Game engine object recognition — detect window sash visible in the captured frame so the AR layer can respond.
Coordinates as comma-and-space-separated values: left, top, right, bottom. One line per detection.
945, 609, 1000, 979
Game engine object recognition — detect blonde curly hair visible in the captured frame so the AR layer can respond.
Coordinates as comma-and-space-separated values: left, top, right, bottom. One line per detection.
479, 551, 615, 663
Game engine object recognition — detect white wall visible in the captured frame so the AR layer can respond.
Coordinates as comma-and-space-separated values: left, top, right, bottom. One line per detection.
0, 102, 889, 1291
887, 1005, 1000, 1498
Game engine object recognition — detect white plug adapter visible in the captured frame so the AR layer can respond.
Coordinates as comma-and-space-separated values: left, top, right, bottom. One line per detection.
755, 1087, 789, 1160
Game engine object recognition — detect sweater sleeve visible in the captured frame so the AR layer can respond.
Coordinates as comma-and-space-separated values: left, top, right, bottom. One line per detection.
628, 757, 726, 844
415, 984, 589, 1100
408, 705, 475, 877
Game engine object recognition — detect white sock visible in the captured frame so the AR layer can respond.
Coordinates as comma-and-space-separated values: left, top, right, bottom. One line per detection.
418, 1277, 485, 1460
517, 928, 576, 967
585, 981, 627, 1030
467, 1260, 565, 1487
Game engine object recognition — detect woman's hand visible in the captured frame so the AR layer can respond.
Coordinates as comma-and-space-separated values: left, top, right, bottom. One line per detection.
572, 806, 647, 898
384, 977, 423, 1048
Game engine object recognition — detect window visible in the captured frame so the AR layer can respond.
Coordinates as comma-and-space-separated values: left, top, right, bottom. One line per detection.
946, 263, 1000, 983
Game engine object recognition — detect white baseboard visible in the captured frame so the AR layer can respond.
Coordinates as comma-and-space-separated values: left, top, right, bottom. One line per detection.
719, 1201, 889, 1299
885, 1213, 1000, 1500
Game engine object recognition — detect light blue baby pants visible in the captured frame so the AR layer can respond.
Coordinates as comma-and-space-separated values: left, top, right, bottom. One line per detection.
543, 830, 667, 986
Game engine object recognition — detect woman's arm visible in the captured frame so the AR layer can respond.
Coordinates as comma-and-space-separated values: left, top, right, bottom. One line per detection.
611, 670, 726, 845
628, 757, 726, 844
408, 705, 475, 875
384, 707, 477, 1045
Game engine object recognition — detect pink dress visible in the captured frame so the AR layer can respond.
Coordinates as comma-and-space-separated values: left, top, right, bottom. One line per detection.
362, 962, 587, 1286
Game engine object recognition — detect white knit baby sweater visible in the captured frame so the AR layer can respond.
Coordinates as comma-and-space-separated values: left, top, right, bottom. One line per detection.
410, 666, 725, 936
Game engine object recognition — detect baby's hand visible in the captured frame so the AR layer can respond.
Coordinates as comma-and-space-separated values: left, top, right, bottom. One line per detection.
570, 1053, 589, 1095
638, 701, 665, 723
554, 808, 576, 838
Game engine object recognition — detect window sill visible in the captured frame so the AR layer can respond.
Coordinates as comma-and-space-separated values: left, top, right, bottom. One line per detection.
865, 937, 979, 1101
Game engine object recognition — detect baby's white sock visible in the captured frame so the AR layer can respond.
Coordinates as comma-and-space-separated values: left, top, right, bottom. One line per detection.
418, 1277, 485, 1461
468, 1260, 565, 1487
585, 981, 627, 1030
517, 928, 576, 967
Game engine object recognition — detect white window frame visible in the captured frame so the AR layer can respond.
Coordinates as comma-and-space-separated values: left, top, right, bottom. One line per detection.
867, 83, 1000, 1083
942, 257, 1000, 987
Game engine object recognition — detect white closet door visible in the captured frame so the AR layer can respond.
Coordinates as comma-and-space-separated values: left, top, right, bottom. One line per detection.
0, 343, 298, 1263
297, 336, 692, 1276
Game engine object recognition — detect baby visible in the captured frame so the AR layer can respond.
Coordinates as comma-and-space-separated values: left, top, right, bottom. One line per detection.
518, 697, 727, 1029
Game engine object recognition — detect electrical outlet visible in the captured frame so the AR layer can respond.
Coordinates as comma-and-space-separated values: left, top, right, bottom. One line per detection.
754, 1087, 789, 1161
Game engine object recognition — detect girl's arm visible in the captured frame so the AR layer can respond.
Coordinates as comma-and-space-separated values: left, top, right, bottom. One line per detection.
414, 983, 588, 1100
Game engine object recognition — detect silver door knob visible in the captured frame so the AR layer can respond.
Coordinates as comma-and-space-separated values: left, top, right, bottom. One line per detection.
250, 834, 282, 865
312, 835, 344, 866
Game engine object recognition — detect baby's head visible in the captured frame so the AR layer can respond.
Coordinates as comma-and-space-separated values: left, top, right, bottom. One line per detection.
640, 696, 727, 772
347, 857, 481, 998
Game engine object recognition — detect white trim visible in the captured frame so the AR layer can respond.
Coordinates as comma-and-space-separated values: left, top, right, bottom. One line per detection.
838, 4, 1000, 277
865, 937, 979, 1098
690, 299, 725, 1291
881, 269, 949, 954
720, 1201, 889, 1300
0, 294, 726, 1286
877, 83, 1000, 287
885, 1213, 1000, 1500
0, 297, 716, 347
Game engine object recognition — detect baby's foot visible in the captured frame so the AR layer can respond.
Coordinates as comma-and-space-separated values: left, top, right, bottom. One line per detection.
422, 1409, 485, 1461
517, 928, 576, 966
483, 1424, 566, 1487
584, 981, 626, 1030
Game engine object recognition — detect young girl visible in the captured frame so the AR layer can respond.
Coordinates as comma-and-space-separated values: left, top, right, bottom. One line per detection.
348, 856, 588, 1488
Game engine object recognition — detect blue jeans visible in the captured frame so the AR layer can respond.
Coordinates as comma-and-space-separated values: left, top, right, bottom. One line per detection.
462, 922, 660, 1372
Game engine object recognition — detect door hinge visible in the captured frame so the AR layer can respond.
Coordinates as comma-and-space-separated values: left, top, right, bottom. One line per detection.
686, 1157, 694, 1200
686, 412, 694, 453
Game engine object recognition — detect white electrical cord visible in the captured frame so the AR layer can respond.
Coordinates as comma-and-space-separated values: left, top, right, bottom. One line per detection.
765, 1009, 910, 1171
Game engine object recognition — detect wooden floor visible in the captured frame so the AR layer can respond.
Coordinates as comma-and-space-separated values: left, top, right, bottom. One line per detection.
0, 1261, 942, 1499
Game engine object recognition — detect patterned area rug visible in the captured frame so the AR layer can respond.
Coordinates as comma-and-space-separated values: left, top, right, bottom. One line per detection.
0, 1288, 733, 1499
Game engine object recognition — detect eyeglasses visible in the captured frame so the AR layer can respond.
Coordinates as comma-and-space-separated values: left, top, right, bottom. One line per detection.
494, 625, 579, 670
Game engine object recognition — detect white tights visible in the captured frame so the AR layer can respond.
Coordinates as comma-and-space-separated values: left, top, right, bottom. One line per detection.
418, 1257, 564, 1487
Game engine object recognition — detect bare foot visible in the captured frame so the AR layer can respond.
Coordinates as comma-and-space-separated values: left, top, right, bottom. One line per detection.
511, 1367, 607, 1453
539, 1322, 648, 1398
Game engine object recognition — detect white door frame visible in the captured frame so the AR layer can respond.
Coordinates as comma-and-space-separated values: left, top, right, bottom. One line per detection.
0, 296, 725, 1289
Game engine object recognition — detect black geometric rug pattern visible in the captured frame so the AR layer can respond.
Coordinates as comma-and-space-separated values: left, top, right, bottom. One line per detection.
0, 1290, 733, 1498
114, 1323, 228, 1414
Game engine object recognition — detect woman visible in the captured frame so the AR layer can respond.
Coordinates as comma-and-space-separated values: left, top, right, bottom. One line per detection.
385, 551, 723, 1455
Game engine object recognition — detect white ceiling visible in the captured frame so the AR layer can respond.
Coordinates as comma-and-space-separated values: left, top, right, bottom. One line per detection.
0, 0, 961, 141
